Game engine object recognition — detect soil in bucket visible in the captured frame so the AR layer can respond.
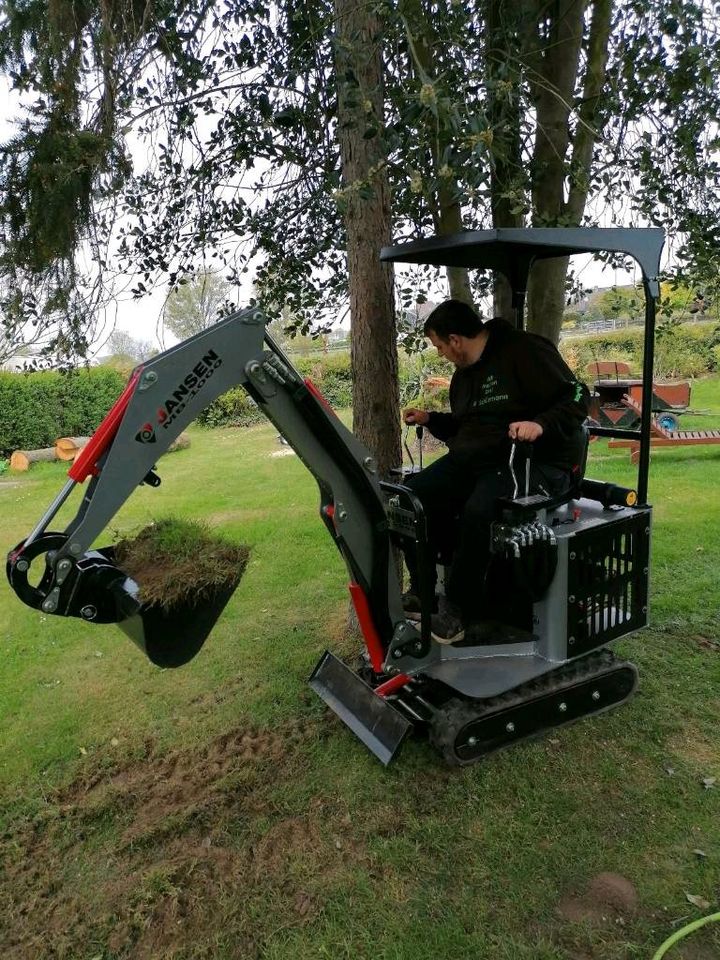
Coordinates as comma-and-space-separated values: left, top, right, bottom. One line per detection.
112, 518, 250, 667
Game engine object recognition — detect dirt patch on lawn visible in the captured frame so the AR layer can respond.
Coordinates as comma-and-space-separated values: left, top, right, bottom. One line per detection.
557, 872, 639, 925
0, 714, 365, 959
667, 727, 720, 777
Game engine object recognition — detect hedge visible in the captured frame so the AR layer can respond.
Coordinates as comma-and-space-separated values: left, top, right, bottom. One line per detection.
196, 351, 356, 428
559, 322, 720, 381
0, 367, 126, 457
196, 323, 719, 428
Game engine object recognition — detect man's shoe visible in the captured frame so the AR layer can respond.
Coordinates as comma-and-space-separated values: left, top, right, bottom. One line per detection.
430, 609, 465, 645
402, 591, 438, 621
401, 591, 422, 620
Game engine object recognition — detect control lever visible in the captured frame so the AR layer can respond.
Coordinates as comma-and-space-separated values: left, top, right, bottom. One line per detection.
403, 424, 425, 475
509, 441, 533, 500
525, 455, 531, 499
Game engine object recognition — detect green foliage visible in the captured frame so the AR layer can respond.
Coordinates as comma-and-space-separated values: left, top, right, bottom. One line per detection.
398, 349, 453, 407
0, 459, 7, 474
195, 386, 264, 429
197, 351, 357, 427
589, 286, 645, 321
4, 0, 720, 348
0, 367, 125, 456
560, 323, 719, 381
163, 272, 235, 341
294, 353, 355, 408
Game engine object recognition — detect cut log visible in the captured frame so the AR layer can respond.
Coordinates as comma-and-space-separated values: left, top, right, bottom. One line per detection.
55, 436, 91, 461
10, 448, 59, 471
166, 433, 191, 454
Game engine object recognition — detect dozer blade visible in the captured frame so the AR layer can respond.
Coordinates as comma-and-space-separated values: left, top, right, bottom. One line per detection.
309, 651, 412, 765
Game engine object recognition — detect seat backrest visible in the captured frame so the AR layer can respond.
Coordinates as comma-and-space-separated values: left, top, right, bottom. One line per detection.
536, 424, 590, 512
569, 422, 591, 495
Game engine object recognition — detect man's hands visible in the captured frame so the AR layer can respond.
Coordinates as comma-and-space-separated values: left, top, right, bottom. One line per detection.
403, 407, 430, 426
403, 409, 541, 439
508, 420, 543, 442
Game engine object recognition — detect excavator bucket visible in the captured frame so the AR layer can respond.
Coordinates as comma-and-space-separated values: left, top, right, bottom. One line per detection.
116, 579, 240, 668
309, 651, 412, 765
93, 546, 244, 668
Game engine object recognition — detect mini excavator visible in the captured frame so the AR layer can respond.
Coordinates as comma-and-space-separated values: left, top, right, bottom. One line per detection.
6, 228, 664, 766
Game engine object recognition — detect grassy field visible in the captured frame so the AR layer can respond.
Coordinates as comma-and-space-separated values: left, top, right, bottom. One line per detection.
0, 379, 719, 959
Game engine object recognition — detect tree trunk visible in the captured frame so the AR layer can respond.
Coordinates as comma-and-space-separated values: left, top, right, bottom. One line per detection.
399, 0, 472, 306
334, 0, 400, 476
523, 0, 611, 343
10, 448, 59, 471
484, 0, 612, 342
486, 0, 527, 325
526, 256, 571, 341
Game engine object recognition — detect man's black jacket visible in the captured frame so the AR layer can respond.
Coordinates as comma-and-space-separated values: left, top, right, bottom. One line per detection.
426, 318, 590, 472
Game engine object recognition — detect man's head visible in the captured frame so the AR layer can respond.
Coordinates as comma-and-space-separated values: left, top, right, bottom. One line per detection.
423, 299, 486, 368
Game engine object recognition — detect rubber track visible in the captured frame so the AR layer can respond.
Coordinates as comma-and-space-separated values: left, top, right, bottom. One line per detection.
428, 649, 634, 766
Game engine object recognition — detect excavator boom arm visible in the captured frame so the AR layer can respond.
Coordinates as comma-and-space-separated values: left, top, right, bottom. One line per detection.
6, 307, 404, 662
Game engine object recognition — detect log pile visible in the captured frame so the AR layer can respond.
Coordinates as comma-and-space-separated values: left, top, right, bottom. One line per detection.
55, 437, 91, 461
9, 448, 59, 471
10, 432, 191, 471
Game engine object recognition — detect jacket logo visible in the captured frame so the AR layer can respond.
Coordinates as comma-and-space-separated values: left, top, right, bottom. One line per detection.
136, 423, 157, 443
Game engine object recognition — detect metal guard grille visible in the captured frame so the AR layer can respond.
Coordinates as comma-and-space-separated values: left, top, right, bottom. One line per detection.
566, 511, 650, 655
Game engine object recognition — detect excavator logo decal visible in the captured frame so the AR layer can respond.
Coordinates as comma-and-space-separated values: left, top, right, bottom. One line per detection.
136, 423, 157, 444
134, 350, 223, 442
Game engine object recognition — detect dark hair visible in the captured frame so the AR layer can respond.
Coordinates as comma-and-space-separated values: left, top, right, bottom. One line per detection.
423, 299, 484, 339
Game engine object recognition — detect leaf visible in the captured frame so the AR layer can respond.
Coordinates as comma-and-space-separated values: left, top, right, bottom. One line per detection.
685, 892, 711, 911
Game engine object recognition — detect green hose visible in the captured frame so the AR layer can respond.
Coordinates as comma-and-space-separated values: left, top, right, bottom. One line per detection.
652, 911, 720, 960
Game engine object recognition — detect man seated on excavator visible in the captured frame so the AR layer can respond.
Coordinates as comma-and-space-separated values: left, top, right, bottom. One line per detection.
402, 299, 590, 644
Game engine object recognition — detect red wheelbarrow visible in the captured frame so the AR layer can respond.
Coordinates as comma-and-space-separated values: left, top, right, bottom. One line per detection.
587, 361, 691, 432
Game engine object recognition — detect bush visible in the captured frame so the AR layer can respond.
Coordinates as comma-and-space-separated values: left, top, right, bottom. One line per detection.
197, 351, 356, 427
0, 367, 126, 457
560, 323, 719, 381
195, 387, 265, 428
398, 350, 453, 406
295, 352, 354, 407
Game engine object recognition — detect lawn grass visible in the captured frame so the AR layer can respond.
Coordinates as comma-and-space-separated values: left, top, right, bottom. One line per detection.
0, 378, 719, 959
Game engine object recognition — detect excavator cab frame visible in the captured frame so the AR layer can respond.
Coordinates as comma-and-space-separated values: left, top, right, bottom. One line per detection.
7, 227, 664, 766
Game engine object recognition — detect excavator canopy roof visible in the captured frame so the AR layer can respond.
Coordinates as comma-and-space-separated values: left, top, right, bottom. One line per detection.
380, 227, 664, 298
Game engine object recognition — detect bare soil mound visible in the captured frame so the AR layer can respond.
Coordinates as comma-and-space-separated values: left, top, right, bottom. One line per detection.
557, 871, 639, 925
